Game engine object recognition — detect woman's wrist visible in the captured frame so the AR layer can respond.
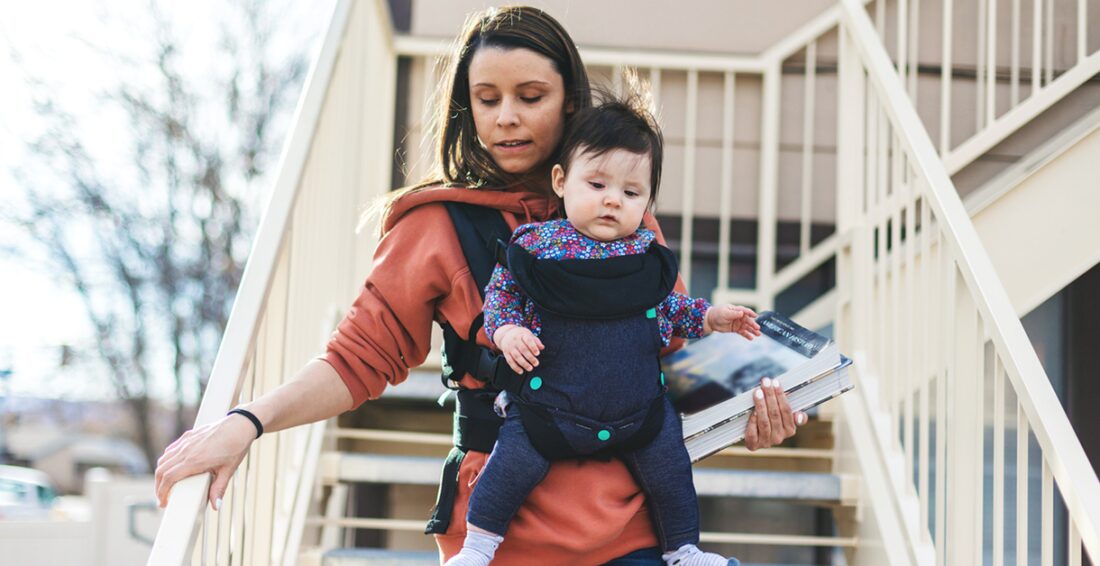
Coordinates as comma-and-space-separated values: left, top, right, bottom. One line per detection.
227, 408, 264, 438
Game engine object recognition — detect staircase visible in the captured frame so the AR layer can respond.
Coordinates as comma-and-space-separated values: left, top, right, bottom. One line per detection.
291, 372, 857, 565
147, 0, 1100, 564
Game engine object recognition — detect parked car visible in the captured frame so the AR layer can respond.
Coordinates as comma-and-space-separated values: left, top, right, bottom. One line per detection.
0, 464, 58, 520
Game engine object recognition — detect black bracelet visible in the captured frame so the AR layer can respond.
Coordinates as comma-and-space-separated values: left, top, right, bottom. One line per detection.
227, 408, 264, 439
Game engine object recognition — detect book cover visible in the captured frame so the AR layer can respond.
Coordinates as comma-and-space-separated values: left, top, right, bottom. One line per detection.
660, 311, 854, 461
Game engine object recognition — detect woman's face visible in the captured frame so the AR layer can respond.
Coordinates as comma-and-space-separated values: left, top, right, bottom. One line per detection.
468, 47, 567, 178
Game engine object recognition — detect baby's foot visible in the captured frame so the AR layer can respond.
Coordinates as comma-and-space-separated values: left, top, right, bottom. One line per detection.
443, 549, 492, 566
443, 529, 504, 566
662, 543, 738, 566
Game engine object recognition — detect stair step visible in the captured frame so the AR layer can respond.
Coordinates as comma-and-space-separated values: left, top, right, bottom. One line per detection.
319, 547, 836, 566
322, 548, 438, 566
321, 452, 856, 503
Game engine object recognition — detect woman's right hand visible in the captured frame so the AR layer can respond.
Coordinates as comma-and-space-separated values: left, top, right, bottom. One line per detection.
154, 412, 257, 510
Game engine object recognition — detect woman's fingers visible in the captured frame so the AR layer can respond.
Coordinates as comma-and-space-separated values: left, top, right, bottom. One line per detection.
154, 416, 255, 509
744, 412, 759, 451
752, 384, 772, 446
776, 385, 797, 436
762, 378, 784, 445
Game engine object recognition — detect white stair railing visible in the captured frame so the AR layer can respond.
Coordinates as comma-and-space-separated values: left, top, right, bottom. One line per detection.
835, 0, 1100, 564
867, 0, 1100, 175
398, 6, 859, 316
146, 1, 397, 564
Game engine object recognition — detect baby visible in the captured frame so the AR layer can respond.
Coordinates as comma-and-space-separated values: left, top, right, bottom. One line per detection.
447, 96, 759, 566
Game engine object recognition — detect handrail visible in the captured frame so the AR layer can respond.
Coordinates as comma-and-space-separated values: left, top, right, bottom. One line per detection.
839, 0, 1100, 561
146, 1, 357, 564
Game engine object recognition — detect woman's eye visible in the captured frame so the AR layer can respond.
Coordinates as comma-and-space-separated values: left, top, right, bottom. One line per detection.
478, 98, 499, 106
521, 96, 543, 103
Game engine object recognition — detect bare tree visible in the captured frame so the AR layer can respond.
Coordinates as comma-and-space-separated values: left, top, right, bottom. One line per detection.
2, 0, 316, 469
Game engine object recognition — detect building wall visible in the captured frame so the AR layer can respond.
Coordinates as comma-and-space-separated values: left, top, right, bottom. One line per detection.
394, 0, 1100, 226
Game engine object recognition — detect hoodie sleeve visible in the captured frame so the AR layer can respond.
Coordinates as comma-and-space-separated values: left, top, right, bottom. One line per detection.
321, 204, 472, 408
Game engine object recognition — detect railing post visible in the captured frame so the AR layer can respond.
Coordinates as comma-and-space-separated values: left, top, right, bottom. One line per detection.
945, 265, 983, 565
755, 65, 781, 311
836, 26, 866, 350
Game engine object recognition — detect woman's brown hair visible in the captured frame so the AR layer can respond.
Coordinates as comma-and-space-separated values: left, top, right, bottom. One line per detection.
367, 6, 591, 233
431, 6, 592, 189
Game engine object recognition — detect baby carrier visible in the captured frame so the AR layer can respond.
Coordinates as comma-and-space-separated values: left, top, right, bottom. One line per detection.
425, 202, 679, 533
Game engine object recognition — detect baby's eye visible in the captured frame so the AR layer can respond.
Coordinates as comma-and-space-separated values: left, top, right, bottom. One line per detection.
625, 190, 641, 198
589, 181, 605, 189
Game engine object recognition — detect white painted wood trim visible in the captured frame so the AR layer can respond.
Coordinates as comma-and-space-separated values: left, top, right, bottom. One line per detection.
147, 2, 356, 564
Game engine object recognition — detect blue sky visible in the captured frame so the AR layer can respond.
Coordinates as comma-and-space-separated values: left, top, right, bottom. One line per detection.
0, 0, 335, 400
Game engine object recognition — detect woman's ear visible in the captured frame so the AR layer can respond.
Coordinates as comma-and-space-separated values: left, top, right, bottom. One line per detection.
551, 164, 567, 199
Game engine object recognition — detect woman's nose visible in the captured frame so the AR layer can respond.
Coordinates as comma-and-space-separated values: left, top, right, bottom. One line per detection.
496, 98, 519, 127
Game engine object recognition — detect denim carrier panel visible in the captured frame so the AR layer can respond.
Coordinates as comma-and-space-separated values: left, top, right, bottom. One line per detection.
505, 242, 681, 461
517, 307, 664, 421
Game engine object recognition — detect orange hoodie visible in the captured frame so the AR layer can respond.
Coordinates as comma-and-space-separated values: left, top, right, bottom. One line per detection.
324, 185, 685, 564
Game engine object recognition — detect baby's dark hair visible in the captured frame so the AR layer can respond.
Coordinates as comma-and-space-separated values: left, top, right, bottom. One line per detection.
556, 86, 663, 206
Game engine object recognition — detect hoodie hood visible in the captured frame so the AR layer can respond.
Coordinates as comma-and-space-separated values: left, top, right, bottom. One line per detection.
382, 185, 560, 235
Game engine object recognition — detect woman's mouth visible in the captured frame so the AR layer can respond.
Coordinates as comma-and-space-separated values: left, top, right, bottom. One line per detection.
496, 140, 531, 152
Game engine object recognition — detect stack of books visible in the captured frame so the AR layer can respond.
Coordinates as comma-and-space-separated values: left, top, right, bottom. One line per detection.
662, 311, 853, 462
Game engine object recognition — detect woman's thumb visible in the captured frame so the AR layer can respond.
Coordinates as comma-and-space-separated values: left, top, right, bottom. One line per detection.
208, 469, 232, 511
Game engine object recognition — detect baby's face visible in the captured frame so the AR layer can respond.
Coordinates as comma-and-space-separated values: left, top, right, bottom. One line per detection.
551, 147, 652, 242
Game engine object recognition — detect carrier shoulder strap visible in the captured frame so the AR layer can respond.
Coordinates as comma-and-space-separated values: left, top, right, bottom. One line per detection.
443, 202, 511, 299
439, 202, 523, 393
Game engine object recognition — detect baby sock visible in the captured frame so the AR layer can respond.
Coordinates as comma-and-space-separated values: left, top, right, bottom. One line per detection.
662, 543, 736, 566
443, 529, 505, 566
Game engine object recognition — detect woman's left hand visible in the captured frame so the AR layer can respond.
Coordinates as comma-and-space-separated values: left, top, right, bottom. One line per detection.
743, 376, 807, 451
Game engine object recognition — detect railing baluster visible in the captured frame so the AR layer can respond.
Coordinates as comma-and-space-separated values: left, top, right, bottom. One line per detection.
876, 0, 886, 38
681, 69, 699, 291
1017, 408, 1030, 566
977, 0, 987, 130
987, 0, 998, 124
892, 140, 904, 444
899, 0, 909, 82
935, 253, 952, 566
973, 313, 986, 566
1011, 0, 1021, 105
1033, 0, 1042, 92
918, 182, 932, 541
1070, 520, 1082, 566
800, 42, 817, 256
1042, 459, 1054, 566
908, 0, 920, 99
648, 68, 661, 119
718, 71, 735, 292
940, 0, 953, 154
876, 108, 889, 398
903, 166, 917, 490
757, 66, 781, 310
1079, 0, 1088, 63
1045, 0, 1054, 84
993, 356, 1005, 566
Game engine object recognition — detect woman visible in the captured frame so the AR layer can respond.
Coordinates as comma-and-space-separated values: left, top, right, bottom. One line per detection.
154, 7, 805, 564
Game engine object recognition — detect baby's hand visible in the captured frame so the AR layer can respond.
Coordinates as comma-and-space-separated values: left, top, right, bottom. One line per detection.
704, 304, 761, 340
493, 324, 545, 374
